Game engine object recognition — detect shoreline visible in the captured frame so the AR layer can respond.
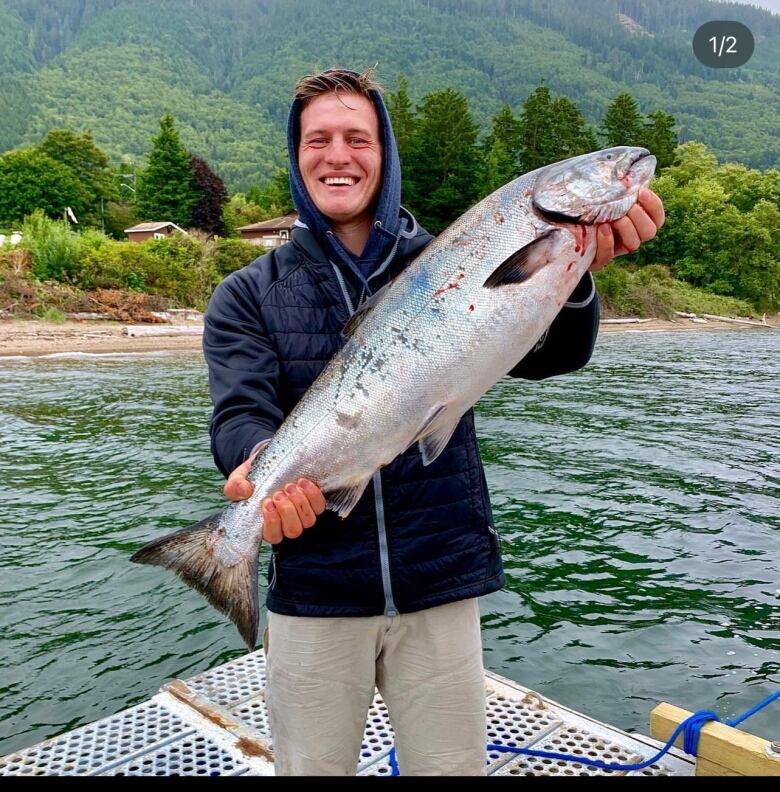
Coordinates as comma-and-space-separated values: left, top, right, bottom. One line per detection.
0, 316, 777, 358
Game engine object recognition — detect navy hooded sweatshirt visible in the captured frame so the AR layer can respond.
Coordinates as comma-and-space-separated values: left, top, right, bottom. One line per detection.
203, 81, 600, 617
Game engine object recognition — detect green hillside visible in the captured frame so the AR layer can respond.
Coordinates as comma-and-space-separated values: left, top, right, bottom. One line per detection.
1, 0, 779, 189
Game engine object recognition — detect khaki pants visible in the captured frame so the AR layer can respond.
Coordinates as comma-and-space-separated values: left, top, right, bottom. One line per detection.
264, 598, 487, 776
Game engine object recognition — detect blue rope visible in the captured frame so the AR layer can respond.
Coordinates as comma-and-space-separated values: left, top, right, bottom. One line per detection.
387, 690, 779, 775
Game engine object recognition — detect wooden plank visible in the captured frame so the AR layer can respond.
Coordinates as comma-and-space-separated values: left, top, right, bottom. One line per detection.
122, 325, 204, 337
700, 314, 771, 328
695, 757, 742, 776
650, 702, 780, 776
164, 679, 274, 763
601, 318, 653, 325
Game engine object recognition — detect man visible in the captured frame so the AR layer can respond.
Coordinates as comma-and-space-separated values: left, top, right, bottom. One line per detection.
204, 68, 664, 776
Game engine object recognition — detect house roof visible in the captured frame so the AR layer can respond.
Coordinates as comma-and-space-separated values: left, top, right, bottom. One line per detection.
238, 212, 298, 233
124, 221, 187, 234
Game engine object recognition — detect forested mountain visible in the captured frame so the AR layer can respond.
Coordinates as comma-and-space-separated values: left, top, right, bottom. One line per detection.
1, 0, 778, 189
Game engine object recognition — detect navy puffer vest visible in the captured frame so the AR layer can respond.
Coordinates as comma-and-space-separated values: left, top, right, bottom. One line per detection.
204, 216, 599, 617
204, 218, 506, 617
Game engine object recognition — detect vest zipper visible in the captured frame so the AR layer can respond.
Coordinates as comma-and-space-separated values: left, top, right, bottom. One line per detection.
330, 261, 399, 618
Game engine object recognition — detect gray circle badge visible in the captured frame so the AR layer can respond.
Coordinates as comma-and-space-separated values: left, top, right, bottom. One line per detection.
693, 21, 754, 68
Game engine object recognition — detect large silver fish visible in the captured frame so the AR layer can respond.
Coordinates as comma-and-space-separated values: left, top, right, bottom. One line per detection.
131, 146, 656, 648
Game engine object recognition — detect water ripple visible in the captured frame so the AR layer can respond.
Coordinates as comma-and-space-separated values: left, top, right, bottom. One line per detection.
0, 332, 778, 755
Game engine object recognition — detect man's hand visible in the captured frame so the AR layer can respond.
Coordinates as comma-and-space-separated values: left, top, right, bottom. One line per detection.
591, 188, 665, 272
224, 455, 326, 544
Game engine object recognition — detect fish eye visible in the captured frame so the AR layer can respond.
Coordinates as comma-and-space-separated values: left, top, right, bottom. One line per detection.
605, 154, 613, 160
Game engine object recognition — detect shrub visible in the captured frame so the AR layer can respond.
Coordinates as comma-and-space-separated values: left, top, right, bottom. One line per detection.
19, 210, 82, 282
208, 238, 260, 277
78, 232, 219, 309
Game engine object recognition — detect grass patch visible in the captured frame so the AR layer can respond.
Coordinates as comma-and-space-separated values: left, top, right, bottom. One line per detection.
39, 306, 66, 322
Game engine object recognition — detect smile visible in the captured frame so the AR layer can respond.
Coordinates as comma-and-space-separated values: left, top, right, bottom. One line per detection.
322, 176, 358, 186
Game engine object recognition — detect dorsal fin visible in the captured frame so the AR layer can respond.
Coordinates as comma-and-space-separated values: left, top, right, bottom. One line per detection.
341, 281, 395, 338
483, 229, 557, 289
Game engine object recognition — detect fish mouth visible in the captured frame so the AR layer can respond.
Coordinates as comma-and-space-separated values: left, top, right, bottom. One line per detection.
619, 150, 656, 185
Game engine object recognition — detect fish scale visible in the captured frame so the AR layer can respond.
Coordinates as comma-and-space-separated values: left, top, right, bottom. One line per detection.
131, 146, 656, 648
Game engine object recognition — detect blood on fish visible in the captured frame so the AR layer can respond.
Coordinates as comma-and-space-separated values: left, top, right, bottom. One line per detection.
494, 212, 505, 224
567, 261, 574, 271
433, 281, 461, 297
468, 304, 475, 312
573, 225, 588, 256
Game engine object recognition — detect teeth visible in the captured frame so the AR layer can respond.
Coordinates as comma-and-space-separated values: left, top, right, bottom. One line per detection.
324, 177, 356, 186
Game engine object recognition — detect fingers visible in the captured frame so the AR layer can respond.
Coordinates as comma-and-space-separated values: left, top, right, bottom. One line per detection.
283, 483, 317, 530
224, 458, 254, 501
610, 214, 641, 254
592, 189, 665, 272
637, 188, 665, 229
591, 225, 615, 272
298, 479, 327, 515
262, 498, 283, 544
261, 480, 327, 543
254, 480, 325, 544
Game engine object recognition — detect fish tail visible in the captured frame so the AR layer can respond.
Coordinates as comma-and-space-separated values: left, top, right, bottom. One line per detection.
130, 511, 259, 650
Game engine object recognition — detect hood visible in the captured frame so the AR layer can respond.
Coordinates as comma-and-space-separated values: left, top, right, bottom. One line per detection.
286, 84, 403, 291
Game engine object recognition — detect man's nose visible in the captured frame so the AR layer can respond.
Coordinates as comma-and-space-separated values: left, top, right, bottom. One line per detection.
325, 136, 351, 164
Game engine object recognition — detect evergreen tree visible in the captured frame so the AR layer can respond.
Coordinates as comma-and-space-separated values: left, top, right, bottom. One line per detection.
518, 86, 596, 172
0, 148, 82, 224
484, 104, 523, 163
189, 153, 228, 235
136, 114, 198, 226
518, 85, 558, 172
247, 167, 293, 220
405, 88, 480, 233
601, 92, 644, 147
387, 75, 416, 164
37, 128, 115, 226
550, 96, 598, 159
480, 137, 516, 197
387, 75, 418, 204
642, 109, 677, 170
479, 104, 522, 194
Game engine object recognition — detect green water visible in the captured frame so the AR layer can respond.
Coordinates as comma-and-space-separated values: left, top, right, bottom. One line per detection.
1, 330, 778, 757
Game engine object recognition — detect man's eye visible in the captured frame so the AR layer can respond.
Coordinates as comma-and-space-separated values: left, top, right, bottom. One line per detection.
349, 138, 369, 146
307, 139, 327, 147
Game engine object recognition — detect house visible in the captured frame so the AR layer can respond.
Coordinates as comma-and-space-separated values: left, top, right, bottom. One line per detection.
237, 212, 298, 248
124, 222, 188, 243
0, 232, 22, 246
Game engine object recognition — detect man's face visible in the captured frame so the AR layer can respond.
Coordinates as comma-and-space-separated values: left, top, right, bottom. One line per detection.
298, 92, 383, 227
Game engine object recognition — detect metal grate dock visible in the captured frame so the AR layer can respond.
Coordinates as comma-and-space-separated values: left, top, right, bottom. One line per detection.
0, 650, 694, 776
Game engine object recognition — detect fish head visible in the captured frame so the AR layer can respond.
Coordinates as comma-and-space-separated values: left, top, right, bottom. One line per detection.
532, 147, 656, 225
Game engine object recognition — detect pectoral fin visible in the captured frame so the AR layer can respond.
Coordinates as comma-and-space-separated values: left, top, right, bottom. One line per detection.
413, 402, 461, 466
483, 229, 558, 288
325, 476, 372, 519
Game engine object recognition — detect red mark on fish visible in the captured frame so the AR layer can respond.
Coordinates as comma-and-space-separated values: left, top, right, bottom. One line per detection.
434, 273, 465, 297
573, 225, 588, 256
468, 304, 475, 312
494, 212, 505, 224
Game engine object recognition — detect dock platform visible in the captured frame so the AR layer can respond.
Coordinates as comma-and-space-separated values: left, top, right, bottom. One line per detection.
0, 649, 694, 776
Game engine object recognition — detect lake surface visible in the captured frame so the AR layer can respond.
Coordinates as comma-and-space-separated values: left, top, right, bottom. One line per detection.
0, 330, 778, 757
